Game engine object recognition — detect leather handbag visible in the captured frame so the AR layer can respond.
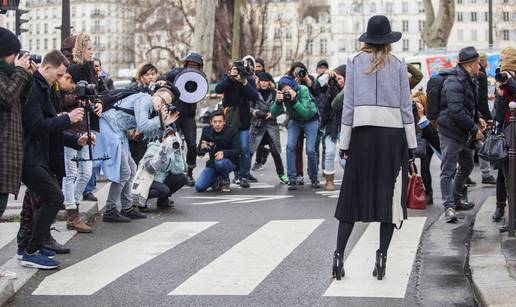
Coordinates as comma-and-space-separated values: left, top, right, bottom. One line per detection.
478, 128, 508, 162
407, 162, 426, 210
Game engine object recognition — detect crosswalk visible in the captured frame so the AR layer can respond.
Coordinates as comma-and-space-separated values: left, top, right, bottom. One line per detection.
30, 218, 426, 299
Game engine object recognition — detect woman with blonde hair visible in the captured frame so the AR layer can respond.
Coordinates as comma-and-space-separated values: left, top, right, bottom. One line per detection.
332, 15, 417, 280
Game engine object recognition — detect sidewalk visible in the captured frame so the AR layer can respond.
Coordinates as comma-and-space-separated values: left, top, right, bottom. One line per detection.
470, 196, 516, 307
0, 183, 110, 306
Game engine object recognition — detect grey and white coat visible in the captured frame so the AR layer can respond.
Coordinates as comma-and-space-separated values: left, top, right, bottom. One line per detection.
249, 90, 282, 154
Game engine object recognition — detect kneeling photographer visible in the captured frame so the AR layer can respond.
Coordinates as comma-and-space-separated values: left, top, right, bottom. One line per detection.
139, 128, 187, 208
195, 110, 240, 193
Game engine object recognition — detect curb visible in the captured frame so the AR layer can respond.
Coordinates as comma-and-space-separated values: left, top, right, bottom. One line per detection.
470, 196, 516, 307
0, 278, 15, 306
0, 201, 99, 223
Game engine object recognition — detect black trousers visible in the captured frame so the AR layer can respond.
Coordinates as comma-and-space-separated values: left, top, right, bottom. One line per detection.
175, 116, 197, 169
0, 193, 8, 218
148, 174, 187, 200
129, 139, 149, 166
420, 145, 434, 196
261, 131, 285, 175
496, 169, 507, 205
20, 166, 64, 252
255, 138, 270, 165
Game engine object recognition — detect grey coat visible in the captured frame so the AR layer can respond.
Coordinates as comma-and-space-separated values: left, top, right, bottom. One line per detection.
249, 90, 282, 154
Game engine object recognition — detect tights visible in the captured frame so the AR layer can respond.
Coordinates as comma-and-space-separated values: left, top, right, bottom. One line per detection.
336, 222, 395, 255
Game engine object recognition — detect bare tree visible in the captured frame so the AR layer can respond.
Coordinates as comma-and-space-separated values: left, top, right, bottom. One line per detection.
422, 0, 455, 48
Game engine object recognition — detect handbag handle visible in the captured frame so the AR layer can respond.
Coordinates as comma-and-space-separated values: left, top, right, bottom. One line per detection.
409, 161, 418, 176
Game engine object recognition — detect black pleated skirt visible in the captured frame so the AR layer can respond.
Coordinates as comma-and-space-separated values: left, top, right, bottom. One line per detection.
335, 126, 409, 224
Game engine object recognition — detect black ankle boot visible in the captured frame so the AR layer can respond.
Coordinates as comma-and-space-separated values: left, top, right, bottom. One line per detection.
373, 250, 387, 280
332, 251, 345, 280
492, 202, 506, 222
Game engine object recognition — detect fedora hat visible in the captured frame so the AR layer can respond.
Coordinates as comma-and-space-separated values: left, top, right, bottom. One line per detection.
359, 15, 402, 45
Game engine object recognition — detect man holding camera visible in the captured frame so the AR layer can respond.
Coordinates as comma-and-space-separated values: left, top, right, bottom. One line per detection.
272, 75, 319, 190
437, 47, 486, 223
19, 50, 90, 269
215, 61, 259, 188
195, 110, 240, 192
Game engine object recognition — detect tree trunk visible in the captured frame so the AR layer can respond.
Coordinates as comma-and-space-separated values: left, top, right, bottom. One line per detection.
194, 0, 216, 81
422, 0, 455, 48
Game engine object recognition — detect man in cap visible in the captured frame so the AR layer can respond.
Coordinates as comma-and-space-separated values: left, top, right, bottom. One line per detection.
437, 46, 487, 223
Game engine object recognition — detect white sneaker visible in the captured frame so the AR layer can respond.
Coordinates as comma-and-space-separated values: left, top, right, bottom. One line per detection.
0, 269, 17, 280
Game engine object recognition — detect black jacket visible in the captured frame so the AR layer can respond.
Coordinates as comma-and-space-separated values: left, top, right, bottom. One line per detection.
22, 71, 81, 178
436, 65, 480, 142
495, 78, 516, 127
477, 65, 492, 121
319, 85, 342, 140
215, 75, 258, 131
197, 126, 240, 167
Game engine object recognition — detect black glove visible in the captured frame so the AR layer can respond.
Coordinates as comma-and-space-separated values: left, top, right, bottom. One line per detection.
408, 149, 415, 161
339, 149, 349, 160
255, 110, 266, 119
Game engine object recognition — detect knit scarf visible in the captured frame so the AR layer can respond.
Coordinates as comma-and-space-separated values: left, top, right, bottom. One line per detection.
0, 59, 15, 77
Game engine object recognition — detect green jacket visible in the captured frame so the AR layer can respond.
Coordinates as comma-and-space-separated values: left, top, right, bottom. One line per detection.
331, 90, 344, 111
271, 85, 317, 122
142, 140, 185, 183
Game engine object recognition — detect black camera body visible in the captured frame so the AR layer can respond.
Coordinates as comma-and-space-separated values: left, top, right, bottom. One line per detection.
296, 67, 307, 79
19, 50, 42, 64
233, 60, 251, 78
166, 104, 178, 113
328, 77, 338, 88
283, 91, 292, 103
495, 68, 509, 84
75, 80, 97, 100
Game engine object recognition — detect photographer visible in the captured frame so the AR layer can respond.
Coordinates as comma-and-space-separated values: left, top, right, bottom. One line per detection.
19, 50, 88, 269
437, 47, 486, 223
0, 28, 35, 222
139, 128, 187, 208
249, 72, 288, 184
59, 64, 103, 233
215, 61, 259, 188
319, 65, 346, 191
195, 110, 240, 192
166, 53, 204, 187
94, 85, 180, 223
271, 75, 319, 190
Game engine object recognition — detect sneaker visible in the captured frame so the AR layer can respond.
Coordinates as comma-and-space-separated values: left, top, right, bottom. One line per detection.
82, 192, 98, 202
311, 179, 321, 189
20, 250, 59, 270
233, 177, 240, 185
455, 200, 475, 211
42, 236, 70, 254
248, 174, 258, 183
121, 207, 147, 219
252, 163, 263, 171
157, 198, 175, 209
288, 181, 297, 190
0, 269, 17, 279
220, 181, 231, 192
445, 208, 458, 223
17, 248, 55, 260
186, 174, 196, 187
278, 174, 289, 184
481, 175, 497, 185
103, 209, 131, 223
465, 177, 476, 186
296, 175, 304, 185
240, 178, 250, 188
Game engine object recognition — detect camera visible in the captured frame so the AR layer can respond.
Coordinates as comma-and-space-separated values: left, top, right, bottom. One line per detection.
75, 80, 97, 100
295, 67, 307, 79
18, 50, 42, 64
283, 91, 292, 103
172, 141, 180, 150
166, 104, 178, 113
495, 68, 509, 84
328, 77, 338, 87
233, 60, 252, 78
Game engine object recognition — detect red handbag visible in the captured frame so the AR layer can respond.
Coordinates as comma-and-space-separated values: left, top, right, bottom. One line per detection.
407, 162, 426, 210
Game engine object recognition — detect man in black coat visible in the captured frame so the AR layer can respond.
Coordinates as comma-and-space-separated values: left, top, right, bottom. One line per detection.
18, 50, 90, 269
437, 47, 487, 223
194, 110, 240, 192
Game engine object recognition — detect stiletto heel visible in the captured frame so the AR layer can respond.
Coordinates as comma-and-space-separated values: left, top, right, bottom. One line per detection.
332, 251, 344, 280
373, 249, 387, 280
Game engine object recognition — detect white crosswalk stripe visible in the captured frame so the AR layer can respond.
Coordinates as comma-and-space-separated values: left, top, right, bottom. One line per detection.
182, 194, 293, 205
324, 217, 427, 298
169, 219, 324, 296
0, 223, 19, 250
32, 222, 217, 296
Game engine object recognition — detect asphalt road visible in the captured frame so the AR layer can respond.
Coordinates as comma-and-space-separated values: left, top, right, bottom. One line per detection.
7, 145, 494, 307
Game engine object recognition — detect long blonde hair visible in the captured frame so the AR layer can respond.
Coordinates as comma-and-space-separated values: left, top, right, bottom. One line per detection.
360, 43, 392, 74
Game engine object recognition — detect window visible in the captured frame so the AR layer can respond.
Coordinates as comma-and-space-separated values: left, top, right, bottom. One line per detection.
36, 39, 40, 50
320, 39, 328, 55
471, 12, 477, 22
457, 12, 463, 22
369, 3, 376, 13
457, 0, 462, 3
402, 2, 408, 14
458, 29, 464, 41
418, 20, 425, 31
274, 28, 281, 39
320, 26, 326, 33
286, 28, 292, 41
286, 48, 293, 60
402, 20, 409, 32
485, 12, 489, 22
44, 39, 48, 50
419, 39, 425, 51
385, 2, 393, 14
402, 39, 409, 51
306, 39, 313, 55
503, 12, 509, 22
44, 23, 48, 34
471, 29, 477, 41
338, 3, 346, 15
28, 39, 33, 50
53, 38, 57, 49
502, 30, 510, 41
338, 39, 346, 52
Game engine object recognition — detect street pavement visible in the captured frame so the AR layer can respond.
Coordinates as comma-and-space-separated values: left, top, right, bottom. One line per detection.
1, 136, 497, 307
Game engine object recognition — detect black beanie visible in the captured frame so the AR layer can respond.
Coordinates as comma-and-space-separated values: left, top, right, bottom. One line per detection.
67, 64, 89, 83
334, 64, 347, 77
0, 27, 22, 58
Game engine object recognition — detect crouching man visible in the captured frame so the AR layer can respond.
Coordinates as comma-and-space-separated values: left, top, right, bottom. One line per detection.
195, 110, 240, 192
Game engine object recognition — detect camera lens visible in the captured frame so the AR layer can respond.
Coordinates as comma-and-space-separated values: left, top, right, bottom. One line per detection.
185, 81, 198, 93
172, 142, 180, 150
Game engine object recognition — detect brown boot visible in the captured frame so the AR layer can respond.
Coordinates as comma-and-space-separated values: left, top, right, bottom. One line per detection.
66, 206, 92, 233
325, 173, 335, 191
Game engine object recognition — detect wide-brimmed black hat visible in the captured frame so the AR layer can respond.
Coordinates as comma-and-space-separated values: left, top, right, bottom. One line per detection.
359, 15, 402, 45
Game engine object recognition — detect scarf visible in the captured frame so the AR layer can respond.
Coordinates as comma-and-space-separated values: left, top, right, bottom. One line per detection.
0, 59, 16, 77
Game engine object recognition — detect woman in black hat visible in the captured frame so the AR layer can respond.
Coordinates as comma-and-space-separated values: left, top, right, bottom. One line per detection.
332, 15, 417, 281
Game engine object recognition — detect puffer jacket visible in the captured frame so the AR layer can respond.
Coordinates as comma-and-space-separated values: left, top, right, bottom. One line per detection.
141, 138, 186, 183
437, 65, 480, 142
271, 85, 318, 122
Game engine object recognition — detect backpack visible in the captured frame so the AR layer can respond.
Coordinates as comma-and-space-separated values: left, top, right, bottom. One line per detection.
98, 88, 143, 115
426, 74, 447, 120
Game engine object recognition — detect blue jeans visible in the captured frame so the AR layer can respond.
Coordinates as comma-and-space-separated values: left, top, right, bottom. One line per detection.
323, 133, 346, 174
286, 119, 319, 181
236, 130, 251, 179
83, 167, 99, 195
195, 159, 236, 192
62, 146, 92, 209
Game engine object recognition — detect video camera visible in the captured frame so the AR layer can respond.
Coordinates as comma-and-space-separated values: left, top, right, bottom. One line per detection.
233, 55, 256, 78
75, 80, 97, 100
18, 50, 42, 64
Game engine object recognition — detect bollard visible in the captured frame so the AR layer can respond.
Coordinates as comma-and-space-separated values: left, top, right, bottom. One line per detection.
508, 101, 516, 237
